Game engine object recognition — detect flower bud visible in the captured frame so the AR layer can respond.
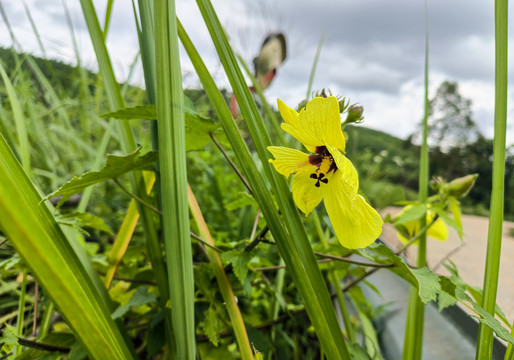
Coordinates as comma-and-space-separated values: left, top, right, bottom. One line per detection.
338, 98, 348, 113
344, 104, 364, 125
446, 174, 478, 197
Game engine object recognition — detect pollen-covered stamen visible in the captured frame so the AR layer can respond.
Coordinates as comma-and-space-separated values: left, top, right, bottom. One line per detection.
310, 172, 329, 187
308, 146, 338, 187
308, 146, 338, 174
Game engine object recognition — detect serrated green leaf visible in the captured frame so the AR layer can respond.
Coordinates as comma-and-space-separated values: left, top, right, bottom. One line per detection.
100, 96, 195, 120
472, 303, 514, 345
204, 306, 221, 347
184, 112, 220, 151
112, 286, 157, 320
225, 192, 257, 211
410, 267, 440, 303
221, 249, 252, 284
437, 276, 458, 311
100, 102, 220, 151
47, 148, 158, 205
16, 333, 75, 360
392, 204, 426, 226
467, 285, 509, 325
56, 212, 113, 235
361, 243, 440, 304
101, 105, 157, 120
0, 324, 18, 346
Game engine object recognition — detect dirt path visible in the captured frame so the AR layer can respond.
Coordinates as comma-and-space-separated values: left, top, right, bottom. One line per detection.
381, 207, 514, 324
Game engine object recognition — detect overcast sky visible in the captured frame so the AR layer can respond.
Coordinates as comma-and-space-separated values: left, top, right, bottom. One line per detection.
1, 0, 513, 144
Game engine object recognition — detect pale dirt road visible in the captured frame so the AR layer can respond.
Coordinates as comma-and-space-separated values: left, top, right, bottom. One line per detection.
380, 207, 514, 324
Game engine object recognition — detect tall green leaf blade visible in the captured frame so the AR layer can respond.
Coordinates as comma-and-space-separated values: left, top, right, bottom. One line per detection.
80, 1, 173, 351
156, 0, 196, 358
0, 133, 134, 359
182, 3, 350, 357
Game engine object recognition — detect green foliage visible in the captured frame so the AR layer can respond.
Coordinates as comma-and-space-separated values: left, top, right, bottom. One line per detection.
46, 148, 158, 204
0, 4, 511, 359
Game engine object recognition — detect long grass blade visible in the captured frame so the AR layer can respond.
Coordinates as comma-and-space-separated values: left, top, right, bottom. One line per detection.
0, 132, 134, 359
0, 62, 30, 174
155, 1, 195, 358
79, 0, 174, 351
476, 0, 509, 358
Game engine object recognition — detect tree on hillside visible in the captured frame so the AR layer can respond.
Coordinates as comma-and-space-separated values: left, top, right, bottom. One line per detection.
410, 81, 482, 152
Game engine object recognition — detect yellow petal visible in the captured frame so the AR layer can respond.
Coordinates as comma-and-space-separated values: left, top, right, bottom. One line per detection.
325, 144, 359, 194
280, 123, 317, 153
395, 207, 449, 243
277, 97, 346, 153
324, 171, 383, 249
277, 98, 299, 127
299, 97, 346, 152
267, 146, 313, 178
292, 168, 327, 216
427, 216, 448, 241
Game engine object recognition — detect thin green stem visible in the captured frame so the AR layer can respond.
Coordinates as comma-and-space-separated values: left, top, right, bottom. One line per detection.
13, 268, 28, 358
477, 0, 509, 358
188, 186, 253, 359
403, 3, 429, 358
113, 178, 163, 215
306, 31, 325, 98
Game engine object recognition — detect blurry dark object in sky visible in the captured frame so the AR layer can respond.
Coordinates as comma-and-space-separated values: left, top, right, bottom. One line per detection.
230, 33, 287, 117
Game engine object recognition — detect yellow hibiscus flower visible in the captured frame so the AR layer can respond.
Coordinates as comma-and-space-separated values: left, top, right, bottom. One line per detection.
267, 96, 383, 249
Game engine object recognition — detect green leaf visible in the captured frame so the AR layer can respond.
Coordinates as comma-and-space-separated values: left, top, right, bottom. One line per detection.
101, 102, 220, 151
361, 243, 440, 304
224, 192, 257, 211
112, 286, 157, 319
472, 303, 514, 345
392, 203, 426, 226
47, 148, 158, 205
101, 105, 157, 120
410, 267, 441, 304
56, 212, 113, 236
184, 112, 220, 151
204, 305, 221, 346
0, 131, 135, 359
221, 249, 253, 284
0, 324, 18, 347
467, 285, 509, 325
147, 313, 166, 357
448, 197, 463, 233
437, 277, 458, 311
16, 333, 76, 360
100, 96, 195, 120
348, 341, 372, 359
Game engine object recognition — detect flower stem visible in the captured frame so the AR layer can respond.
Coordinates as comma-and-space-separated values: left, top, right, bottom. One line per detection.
403, 3, 429, 358
477, 0, 508, 358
